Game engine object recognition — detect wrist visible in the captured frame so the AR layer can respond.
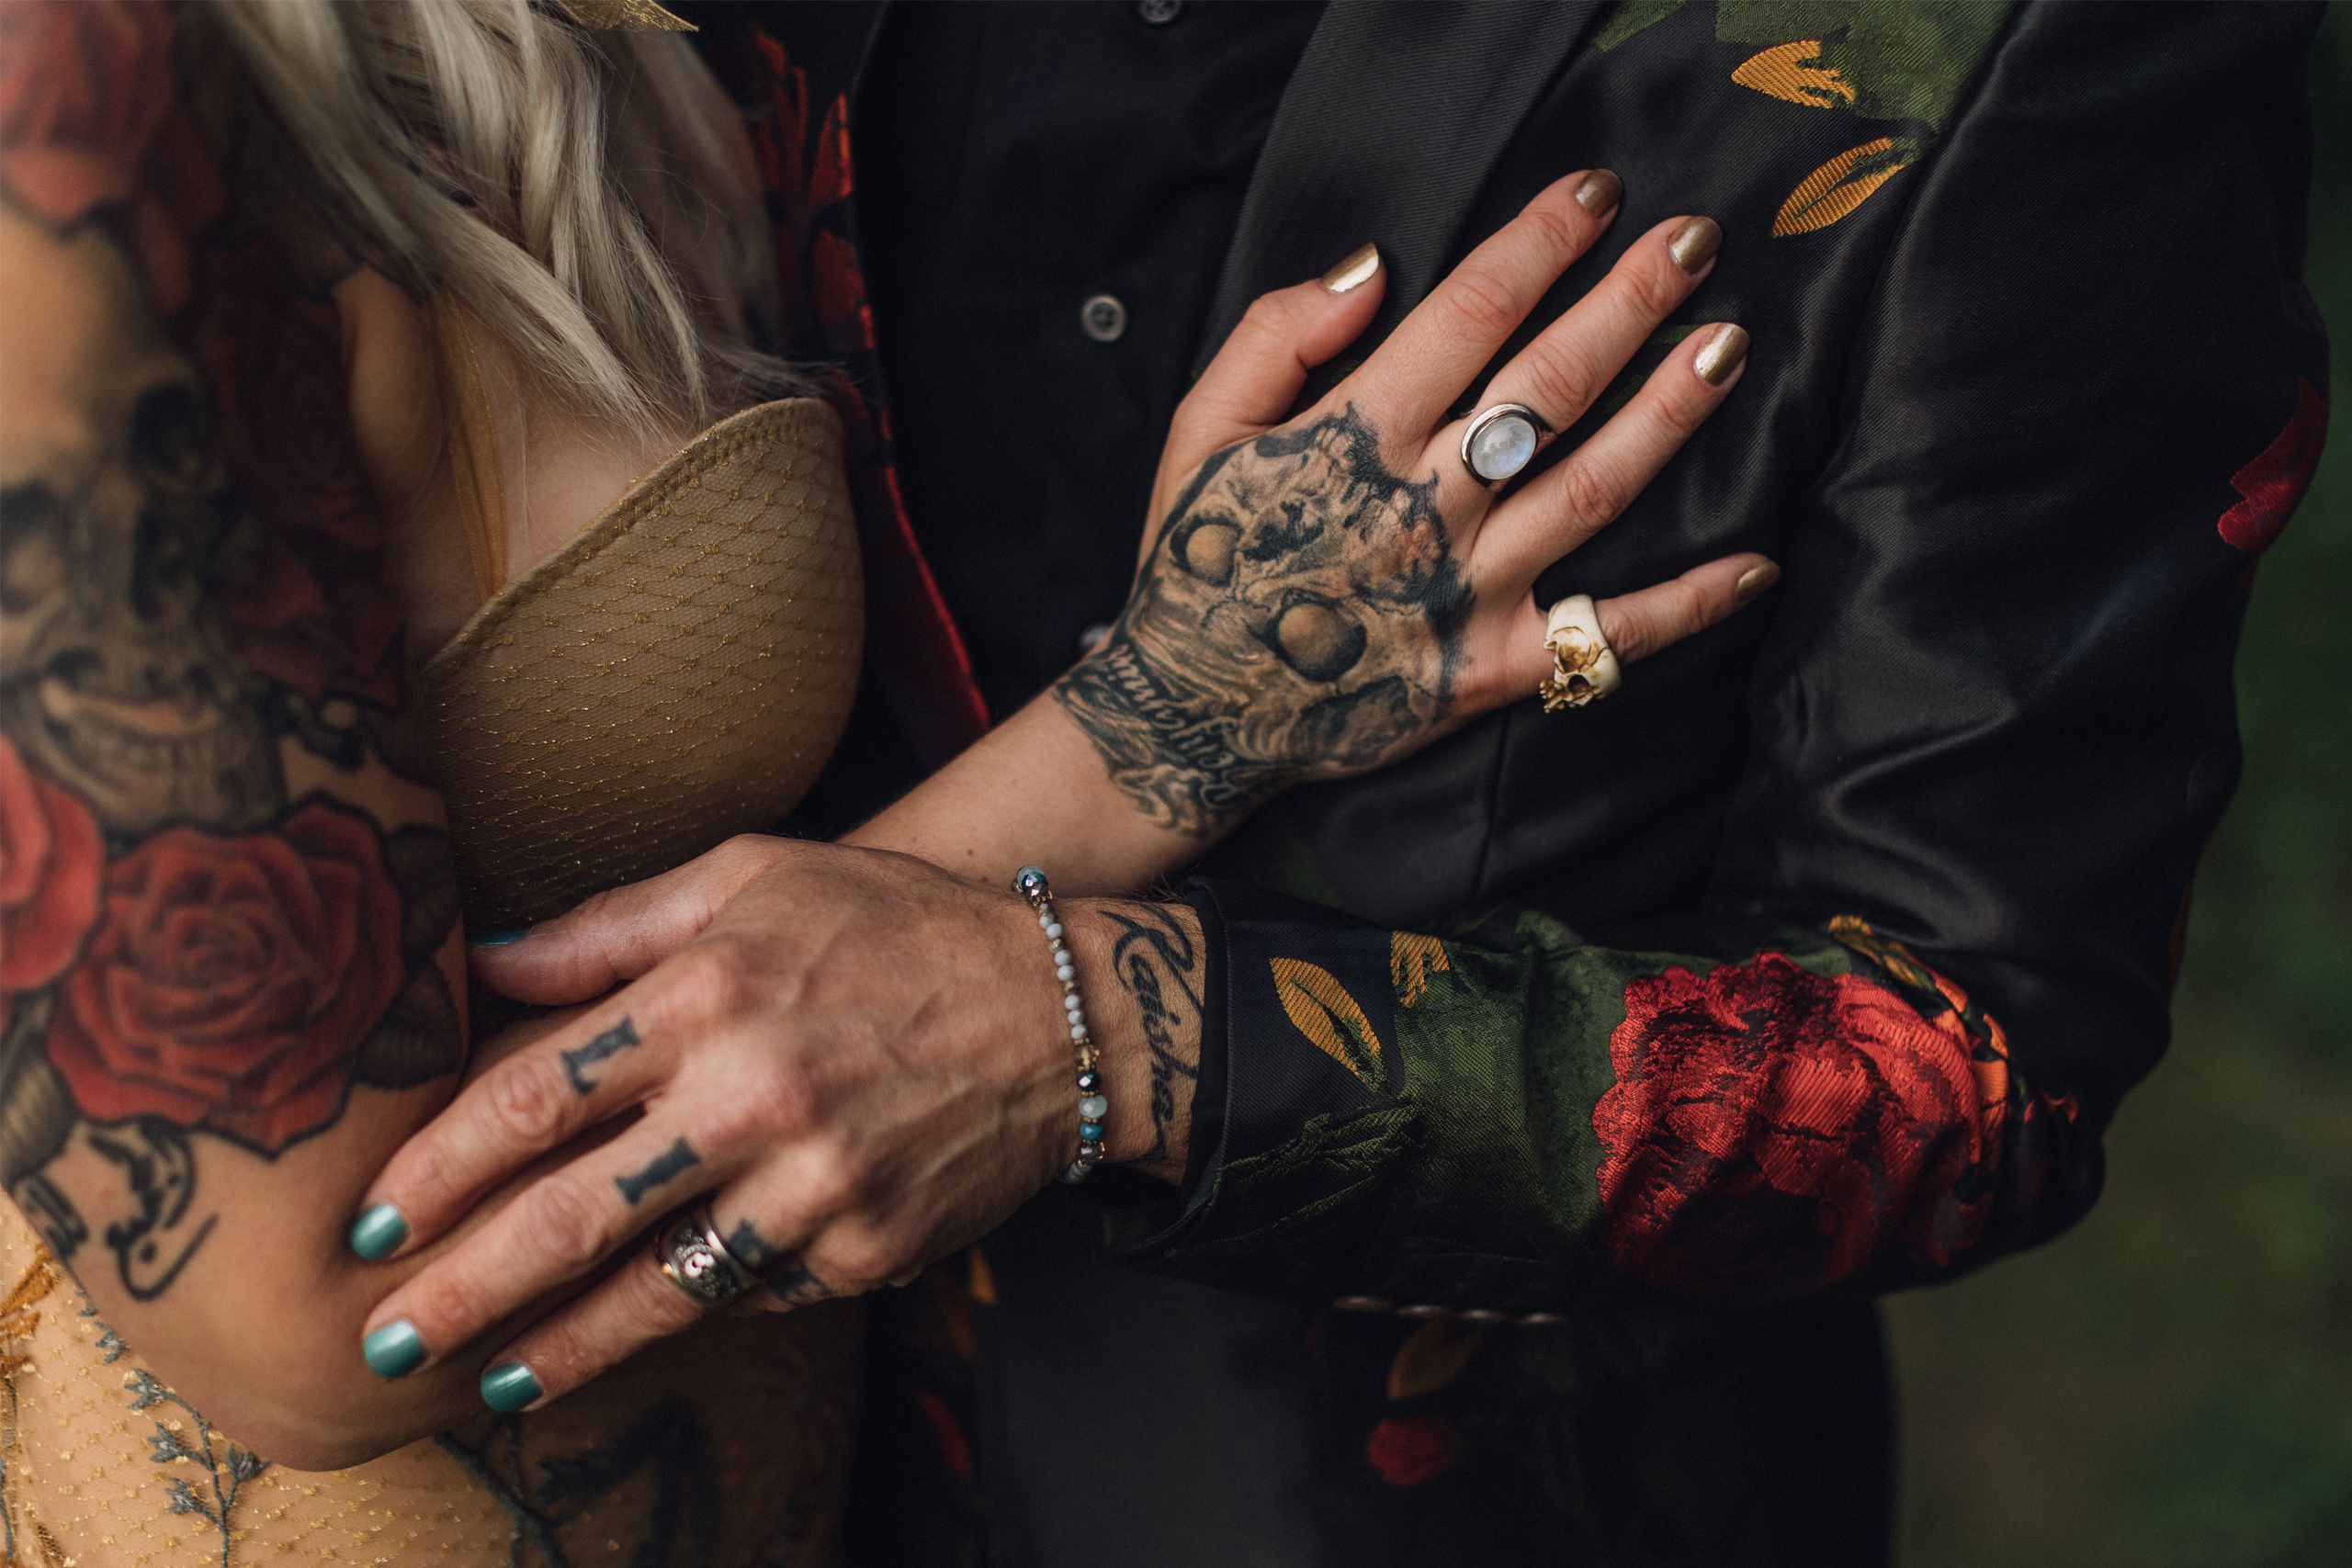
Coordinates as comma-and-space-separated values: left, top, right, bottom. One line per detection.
1062, 898, 1204, 1187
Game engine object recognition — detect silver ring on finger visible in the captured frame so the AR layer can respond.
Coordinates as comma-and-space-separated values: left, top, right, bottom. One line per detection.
1459, 401, 1550, 487
653, 1202, 757, 1310
1538, 593, 1623, 712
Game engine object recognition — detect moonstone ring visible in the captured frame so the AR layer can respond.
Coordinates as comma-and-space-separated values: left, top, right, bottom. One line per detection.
1459, 402, 1547, 486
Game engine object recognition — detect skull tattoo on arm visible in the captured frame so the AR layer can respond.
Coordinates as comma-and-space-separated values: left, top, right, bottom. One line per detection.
0, 118, 460, 1306
1054, 405, 1472, 838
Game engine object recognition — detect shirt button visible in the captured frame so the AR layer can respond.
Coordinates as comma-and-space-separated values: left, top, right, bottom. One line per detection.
1136, 0, 1182, 22
1080, 293, 1128, 343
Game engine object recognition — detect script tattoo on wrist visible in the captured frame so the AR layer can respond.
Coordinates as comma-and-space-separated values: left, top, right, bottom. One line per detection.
561, 1017, 641, 1095
614, 1138, 700, 1206
1103, 905, 1202, 1178
721, 1217, 835, 1305
1054, 404, 1471, 837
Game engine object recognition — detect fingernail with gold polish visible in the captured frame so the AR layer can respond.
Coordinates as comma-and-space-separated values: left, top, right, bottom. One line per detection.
1694, 322, 1749, 386
1575, 169, 1623, 217
1668, 216, 1723, 276
1736, 560, 1781, 604
1320, 243, 1381, 294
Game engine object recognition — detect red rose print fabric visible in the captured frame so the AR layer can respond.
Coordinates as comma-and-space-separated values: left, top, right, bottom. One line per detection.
1364, 1415, 1460, 1486
47, 800, 405, 1154
0, 737, 106, 994
1593, 943, 2057, 1295
2218, 378, 2330, 556
192, 241, 405, 711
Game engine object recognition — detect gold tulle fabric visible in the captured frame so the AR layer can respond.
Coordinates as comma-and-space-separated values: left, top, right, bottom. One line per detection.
0, 400, 868, 1568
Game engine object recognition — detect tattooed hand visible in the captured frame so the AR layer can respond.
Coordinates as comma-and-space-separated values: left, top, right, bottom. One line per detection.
1057, 171, 1771, 837
346, 836, 1199, 1410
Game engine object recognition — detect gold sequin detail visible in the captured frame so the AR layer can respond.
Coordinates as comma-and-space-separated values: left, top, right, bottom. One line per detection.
0, 1207, 859, 1568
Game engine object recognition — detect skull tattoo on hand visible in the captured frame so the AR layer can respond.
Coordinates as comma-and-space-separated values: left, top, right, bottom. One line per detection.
1055, 405, 1471, 837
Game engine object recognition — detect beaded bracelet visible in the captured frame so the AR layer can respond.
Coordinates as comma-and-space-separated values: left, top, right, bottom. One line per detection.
1013, 865, 1107, 1182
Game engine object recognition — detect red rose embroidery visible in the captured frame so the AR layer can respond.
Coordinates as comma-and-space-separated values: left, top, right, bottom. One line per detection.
47, 800, 405, 1154
189, 241, 403, 708
0, 0, 171, 225
1364, 1416, 1459, 1487
0, 737, 105, 993
1592, 953, 1997, 1295
2218, 378, 2330, 555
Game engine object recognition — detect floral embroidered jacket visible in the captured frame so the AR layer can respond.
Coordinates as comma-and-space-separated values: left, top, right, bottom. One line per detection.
707, 0, 2328, 1552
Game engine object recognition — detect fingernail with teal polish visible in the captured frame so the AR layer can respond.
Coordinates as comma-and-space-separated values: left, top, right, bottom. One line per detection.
348, 1203, 409, 1261
481, 1359, 543, 1413
470, 928, 531, 948
362, 1320, 427, 1380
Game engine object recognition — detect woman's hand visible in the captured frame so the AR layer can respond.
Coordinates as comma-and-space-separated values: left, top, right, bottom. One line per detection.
1057, 169, 1763, 837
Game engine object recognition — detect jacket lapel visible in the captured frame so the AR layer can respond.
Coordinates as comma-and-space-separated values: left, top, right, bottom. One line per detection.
1195, 0, 1604, 376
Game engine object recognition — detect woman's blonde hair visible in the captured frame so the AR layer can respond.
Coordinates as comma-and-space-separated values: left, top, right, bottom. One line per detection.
210, 0, 798, 431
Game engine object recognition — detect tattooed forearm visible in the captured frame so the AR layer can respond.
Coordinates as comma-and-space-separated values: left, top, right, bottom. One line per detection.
721, 1217, 835, 1305
1053, 403, 1472, 837
1103, 905, 1203, 1173
562, 1018, 641, 1095
614, 1138, 699, 1205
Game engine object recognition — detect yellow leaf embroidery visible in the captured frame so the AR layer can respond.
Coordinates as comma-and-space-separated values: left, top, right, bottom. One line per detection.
1386, 1319, 1488, 1401
1271, 958, 1384, 1087
1389, 932, 1452, 1008
1732, 40, 1858, 108
1771, 138, 1917, 236
966, 1245, 998, 1306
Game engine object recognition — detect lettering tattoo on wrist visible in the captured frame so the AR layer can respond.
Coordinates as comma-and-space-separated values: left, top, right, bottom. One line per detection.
1053, 404, 1472, 837
721, 1216, 835, 1305
561, 1017, 641, 1095
1102, 905, 1202, 1175
613, 1138, 699, 1206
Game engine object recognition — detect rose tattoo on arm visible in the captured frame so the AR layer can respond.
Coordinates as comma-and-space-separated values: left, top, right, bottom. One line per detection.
0, 17, 461, 1304
1053, 405, 1472, 838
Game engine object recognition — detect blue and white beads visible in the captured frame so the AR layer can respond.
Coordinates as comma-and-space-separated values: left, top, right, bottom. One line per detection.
1014, 865, 1105, 1182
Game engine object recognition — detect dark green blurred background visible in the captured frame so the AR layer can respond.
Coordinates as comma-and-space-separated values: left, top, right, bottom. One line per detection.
1891, 6, 2352, 1562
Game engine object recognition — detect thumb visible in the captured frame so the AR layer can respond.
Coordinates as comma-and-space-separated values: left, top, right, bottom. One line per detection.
467, 833, 788, 1004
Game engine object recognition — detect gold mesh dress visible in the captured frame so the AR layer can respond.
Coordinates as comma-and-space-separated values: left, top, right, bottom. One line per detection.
0, 397, 866, 1568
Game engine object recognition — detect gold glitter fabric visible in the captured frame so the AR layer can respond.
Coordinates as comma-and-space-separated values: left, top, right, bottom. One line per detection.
0, 1210, 861, 1568
422, 397, 865, 932
0, 400, 870, 1567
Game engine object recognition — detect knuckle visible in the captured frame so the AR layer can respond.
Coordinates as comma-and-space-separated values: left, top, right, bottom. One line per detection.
485, 1055, 578, 1148
818, 1229, 902, 1294
1627, 254, 1687, 320
1520, 204, 1581, 264
669, 942, 752, 1027
794, 1142, 869, 1219
527, 1171, 623, 1273
1553, 457, 1625, 533
1439, 265, 1526, 341
1511, 342, 1601, 424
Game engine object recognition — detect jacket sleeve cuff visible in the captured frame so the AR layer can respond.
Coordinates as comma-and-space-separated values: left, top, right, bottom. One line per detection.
1106, 877, 1419, 1293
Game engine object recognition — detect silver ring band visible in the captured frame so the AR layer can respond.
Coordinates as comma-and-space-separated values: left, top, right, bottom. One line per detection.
1459, 402, 1548, 487
653, 1203, 757, 1309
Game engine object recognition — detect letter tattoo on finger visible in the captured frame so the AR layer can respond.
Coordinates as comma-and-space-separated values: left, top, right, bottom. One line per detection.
721, 1216, 835, 1305
613, 1137, 698, 1205
561, 1017, 640, 1095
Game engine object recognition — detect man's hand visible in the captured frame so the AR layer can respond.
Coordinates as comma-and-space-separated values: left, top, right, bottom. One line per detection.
345, 835, 1201, 1409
